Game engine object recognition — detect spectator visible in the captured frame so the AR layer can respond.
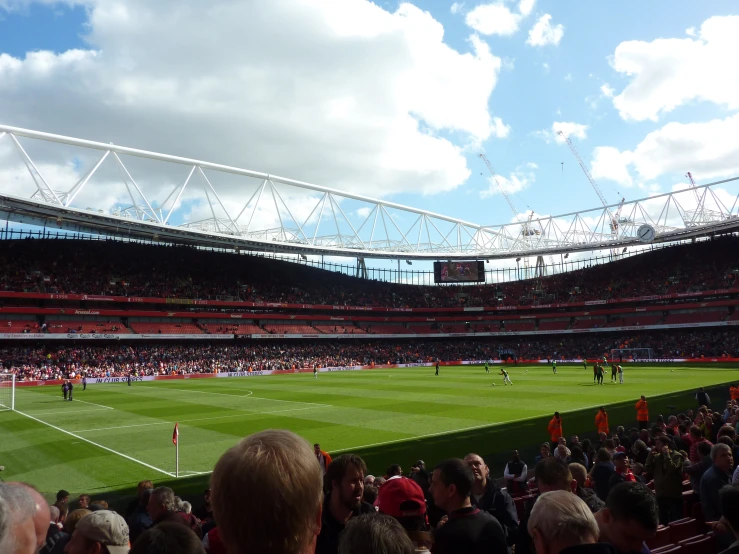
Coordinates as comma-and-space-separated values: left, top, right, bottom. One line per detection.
364, 475, 376, 487
40, 505, 66, 554
464, 453, 519, 546
686, 441, 713, 494
429, 458, 507, 554
377, 475, 431, 552
64, 510, 130, 554
595, 408, 610, 436
631, 440, 650, 466
528, 491, 616, 554
593, 482, 658, 554
590, 450, 616, 502
127, 481, 154, 518
147, 487, 200, 537
362, 485, 378, 506
201, 527, 227, 554
696, 387, 711, 407
387, 464, 403, 479
700, 443, 735, 523
54, 490, 70, 512
316, 454, 375, 554
338, 514, 415, 554
77, 496, 91, 510
555, 444, 572, 463
211, 429, 323, 554
569, 446, 588, 469
607, 453, 635, 492
408, 460, 430, 497
646, 437, 685, 524
193, 489, 212, 523
315, 444, 333, 476
689, 425, 713, 463
130, 521, 205, 554
0, 482, 38, 554
128, 488, 154, 544
46, 509, 91, 554
534, 443, 551, 465
718, 484, 739, 554
503, 450, 529, 495
568, 463, 588, 490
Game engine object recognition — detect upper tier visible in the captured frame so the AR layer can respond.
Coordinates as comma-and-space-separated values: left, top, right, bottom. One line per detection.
0, 236, 736, 309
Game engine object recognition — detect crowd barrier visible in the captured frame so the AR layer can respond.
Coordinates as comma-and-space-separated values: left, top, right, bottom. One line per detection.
12, 357, 739, 387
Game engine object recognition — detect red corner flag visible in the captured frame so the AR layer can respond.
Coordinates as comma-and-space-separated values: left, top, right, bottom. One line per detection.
173, 423, 179, 445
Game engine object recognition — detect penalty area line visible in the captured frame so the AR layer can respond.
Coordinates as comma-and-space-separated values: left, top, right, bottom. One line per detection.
132, 385, 331, 408
73, 399, 114, 410
14, 409, 175, 478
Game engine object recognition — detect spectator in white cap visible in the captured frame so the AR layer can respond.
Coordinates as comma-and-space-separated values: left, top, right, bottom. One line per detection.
64, 510, 130, 554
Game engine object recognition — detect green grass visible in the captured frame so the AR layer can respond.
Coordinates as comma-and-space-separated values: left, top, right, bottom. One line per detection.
1, 364, 737, 503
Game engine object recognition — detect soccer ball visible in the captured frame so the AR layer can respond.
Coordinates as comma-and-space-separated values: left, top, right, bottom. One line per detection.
493, 383, 496, 387
671, 369, 674, 372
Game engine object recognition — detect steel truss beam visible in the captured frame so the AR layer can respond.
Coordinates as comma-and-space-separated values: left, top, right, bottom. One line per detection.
1, 124, 738, 260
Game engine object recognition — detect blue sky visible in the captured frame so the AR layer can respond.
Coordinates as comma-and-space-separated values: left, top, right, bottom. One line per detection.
1, 0, 738, 240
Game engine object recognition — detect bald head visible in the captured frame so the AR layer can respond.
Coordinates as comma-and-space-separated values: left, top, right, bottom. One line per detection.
0, 483, 37, 554
11, 483, 51, 551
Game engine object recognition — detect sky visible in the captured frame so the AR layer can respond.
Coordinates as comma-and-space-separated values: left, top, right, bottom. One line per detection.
0, 0, 738, 269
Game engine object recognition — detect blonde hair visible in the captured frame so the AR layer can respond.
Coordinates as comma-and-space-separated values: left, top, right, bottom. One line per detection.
528, 491, 598, 543
568, 463, 587, 487
63, 509, 92, 534
211, 430, 323, 554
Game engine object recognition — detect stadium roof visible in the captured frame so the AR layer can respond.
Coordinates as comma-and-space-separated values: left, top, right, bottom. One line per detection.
1, 123, 738, 260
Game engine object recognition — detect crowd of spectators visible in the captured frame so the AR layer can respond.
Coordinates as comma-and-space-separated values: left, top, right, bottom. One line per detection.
2, 329, 739, 380
0, 236, 736, 309
2, 395, 739, 554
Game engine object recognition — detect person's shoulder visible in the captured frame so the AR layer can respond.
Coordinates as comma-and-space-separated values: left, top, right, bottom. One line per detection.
359, 501, 377, 514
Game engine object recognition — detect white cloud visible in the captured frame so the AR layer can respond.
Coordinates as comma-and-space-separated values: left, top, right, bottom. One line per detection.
519, 0, 536, 17
610, 15, 739, 121
542, 62, 549, 72
0, 0, 506, 209
600, 83, 614, 98
588, 114, 739, 187
526, 14, 564, 47
526, 162, 538, 169
685, 27, 696, 37
491, 116, 512, 138
355, 207, 373, 219
450, 2, 464, 14
591, 146, 634, 187
535, 121, 587, 144
465, 0, 535, 36
480, 171, 532, 198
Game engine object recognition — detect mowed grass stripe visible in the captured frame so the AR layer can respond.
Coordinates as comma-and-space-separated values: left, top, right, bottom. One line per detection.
2, 364, 737, 493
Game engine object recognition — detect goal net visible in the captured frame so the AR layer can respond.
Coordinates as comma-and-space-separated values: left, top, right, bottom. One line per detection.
610, 348, 654, 362
0, 374, 15, 411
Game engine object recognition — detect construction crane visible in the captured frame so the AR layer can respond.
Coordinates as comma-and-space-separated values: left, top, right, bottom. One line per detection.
557, 130, 623, 238
686, 171, 702, 204
479, 153, 546, 276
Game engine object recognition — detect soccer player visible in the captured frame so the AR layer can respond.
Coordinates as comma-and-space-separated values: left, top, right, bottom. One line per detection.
313, 364, 318, 379
593, 364, 598, 384
485, 361, 490, 374
602, 355, 608, 368
617, 365, 624, 384
552, 360, 557, 374
500, 368, 512, 385
62, 381, 68, 401
596, 364, 604, 385
127, 372, 132, 386
611, 363, 617, 382
435, 361, 440, 376
583, 360, 587, 371
67, 380, 74, 401
82, 375, 87, 391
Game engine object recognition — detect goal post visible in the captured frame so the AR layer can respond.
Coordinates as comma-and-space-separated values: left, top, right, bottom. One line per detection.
610, 348, 654, 362
0, 373, 15, 411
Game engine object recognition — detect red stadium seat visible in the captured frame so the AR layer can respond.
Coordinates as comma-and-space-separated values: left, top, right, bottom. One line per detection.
669, 519, 698, 544
647, 526, 673, 550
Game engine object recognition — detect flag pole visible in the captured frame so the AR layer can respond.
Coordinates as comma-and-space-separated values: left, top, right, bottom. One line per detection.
176, 439, 179, 478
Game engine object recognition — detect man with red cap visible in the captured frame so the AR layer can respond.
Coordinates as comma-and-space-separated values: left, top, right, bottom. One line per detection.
377, 475, 431, 552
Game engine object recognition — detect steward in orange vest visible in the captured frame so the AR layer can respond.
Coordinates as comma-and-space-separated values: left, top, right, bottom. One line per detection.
635, 396, 649, 429
730, 384, 739, 401
595, 407, 609, 435
548, 412, 563, 442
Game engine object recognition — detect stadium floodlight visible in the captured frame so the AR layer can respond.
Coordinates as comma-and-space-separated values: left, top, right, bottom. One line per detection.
0, 374, 16, 411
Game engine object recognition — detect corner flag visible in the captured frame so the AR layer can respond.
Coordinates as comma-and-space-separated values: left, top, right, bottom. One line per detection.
173, 423, 179, 445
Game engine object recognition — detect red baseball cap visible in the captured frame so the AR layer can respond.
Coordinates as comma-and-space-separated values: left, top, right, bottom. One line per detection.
377, 477, 426, 518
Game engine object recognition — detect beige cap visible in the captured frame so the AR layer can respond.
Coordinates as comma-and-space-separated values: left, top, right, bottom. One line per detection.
75, 510, 130, 554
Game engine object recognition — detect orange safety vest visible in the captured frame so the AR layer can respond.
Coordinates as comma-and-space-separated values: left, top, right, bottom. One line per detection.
595, 411, 609, 434
730, 386, 739, 401
635, 400, 649, 422
548, 417, 563, 442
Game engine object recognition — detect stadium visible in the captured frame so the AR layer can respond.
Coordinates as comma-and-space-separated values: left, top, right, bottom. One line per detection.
2, 3, 739, 554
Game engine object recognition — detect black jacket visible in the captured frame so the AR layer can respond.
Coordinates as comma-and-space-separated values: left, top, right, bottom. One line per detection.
315, 493, 376, 554
470, 478, 518, 546
433, 506, 507, 554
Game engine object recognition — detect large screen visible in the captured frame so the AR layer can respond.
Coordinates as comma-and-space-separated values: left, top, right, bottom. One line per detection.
433, 261, 485, 283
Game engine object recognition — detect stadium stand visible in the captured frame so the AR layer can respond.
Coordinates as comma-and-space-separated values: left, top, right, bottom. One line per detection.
572, 317, 608, 329
128, 322, 203, 334
201, 323, 267, 335
45, 320, 129, 334
662, 310, 728, 325
537, 319, 571, 331
263, 324, 319, 334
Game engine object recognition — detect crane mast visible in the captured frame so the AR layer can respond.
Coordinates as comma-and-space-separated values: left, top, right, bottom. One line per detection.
478, 153, 521, 222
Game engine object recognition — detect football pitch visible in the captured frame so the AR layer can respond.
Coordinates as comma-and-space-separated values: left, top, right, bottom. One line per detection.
1, 364, 737, 497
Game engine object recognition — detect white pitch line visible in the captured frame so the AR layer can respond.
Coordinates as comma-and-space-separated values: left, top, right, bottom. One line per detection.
133, 384, 331, 408
14, 409, 175, 478
72, 399, 114, 410
73, 405, 326, 433
22, 407, 113, 417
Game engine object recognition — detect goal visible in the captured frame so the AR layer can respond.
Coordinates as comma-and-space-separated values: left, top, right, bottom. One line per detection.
610, 348, 654, 362
0, 374, 15, 411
